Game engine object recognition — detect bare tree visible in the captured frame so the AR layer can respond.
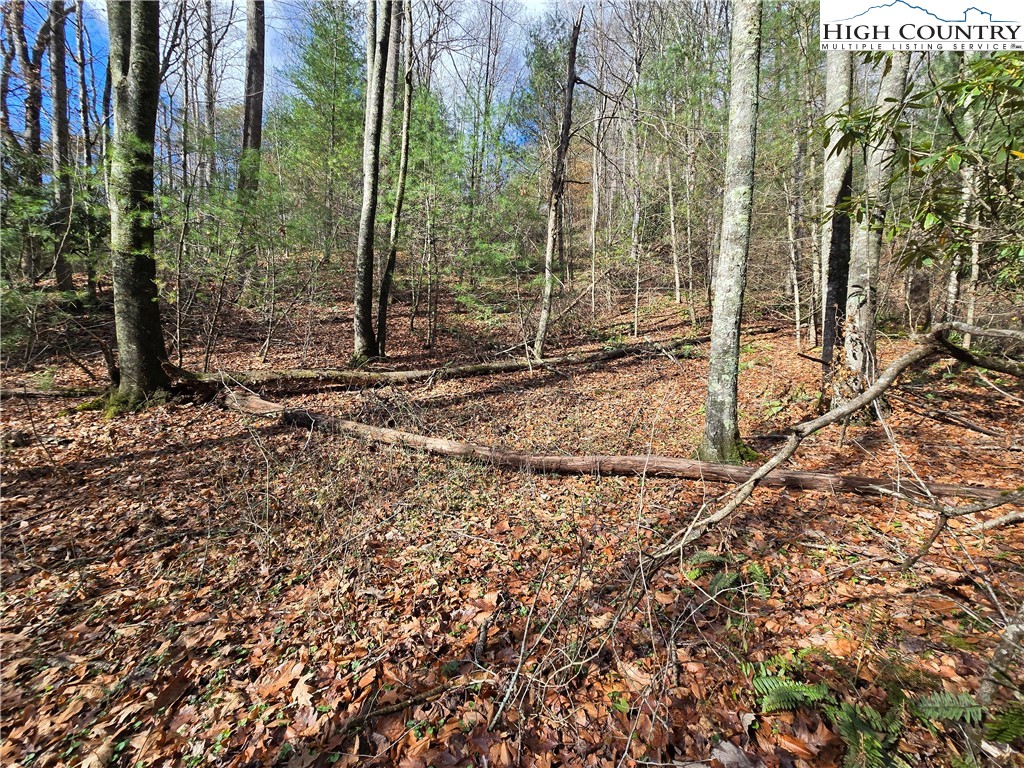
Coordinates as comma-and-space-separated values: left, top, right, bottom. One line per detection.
533, 7, 585, 360
842, 52, 911, 402
353, 0, 394, 361
698, 0, 762, 464
48, 0, 74, 291
820, 50, 853, 398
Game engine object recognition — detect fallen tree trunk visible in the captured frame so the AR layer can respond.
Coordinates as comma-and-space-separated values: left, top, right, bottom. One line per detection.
183, 327, 791, 392
225, 390, 1004, 501
186, 334, 713, 390
1, 387, 105, 399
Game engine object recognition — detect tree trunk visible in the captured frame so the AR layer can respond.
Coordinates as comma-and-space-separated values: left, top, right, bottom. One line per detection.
107, 0, 170, 405
76, 0, 98, 301
7, 0, 49, 281
820, 51, 853, 398
667, 160, 681, 305
698, 0, 762, 464
201, 0, 216, 188
376, 0, 413, 357
238, 0, 264, 195
48, 0, 74, 291
843, 52, 911, 402
380, 0, 402, 156
353, 0, 393, 361
533, 8, 584, 360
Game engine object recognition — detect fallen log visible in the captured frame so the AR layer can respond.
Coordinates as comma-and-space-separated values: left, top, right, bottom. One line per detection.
1, 387, 105, 399
185, 334, 713, 390
185, 326, 781, 392
225, 391, 1004, 501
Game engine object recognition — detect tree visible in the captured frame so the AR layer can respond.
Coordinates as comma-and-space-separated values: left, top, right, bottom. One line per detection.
820, 50, 853, 397
842, 52, 911, 402
4, 0, 50, 281
48, 0, 74, 291
698, 0, 762, 464
107, 0, 170, 405
532, 7, 584, 360
375, 0, 413, 357
353, 0, 393, 361
238, 0, 265, 196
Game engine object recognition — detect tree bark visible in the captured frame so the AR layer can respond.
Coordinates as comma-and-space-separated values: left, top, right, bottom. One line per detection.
201, 0, 216, 188
820, 51, 853, 398
376, 0, 413, 357
533, 7, 584, 360
238, 0, 264, 195
107, 0, 170, 405
7, 0, 50, 281
353, 0, 393, 361
49, 0, 75, 291
698, 0, 762, 464
842, 52, 911, 403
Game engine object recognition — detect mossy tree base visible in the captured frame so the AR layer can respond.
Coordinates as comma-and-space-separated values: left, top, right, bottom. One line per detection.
76, 388, 171, 418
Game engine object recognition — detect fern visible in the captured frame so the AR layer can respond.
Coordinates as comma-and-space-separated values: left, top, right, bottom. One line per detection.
828, 703, 906, 768
746, 561, 770, 597
911, 692, 984, 725
709, 571, 739, 597
753, 675, 832, 712
986, 702, 1024, 743
688, 550, 729, 567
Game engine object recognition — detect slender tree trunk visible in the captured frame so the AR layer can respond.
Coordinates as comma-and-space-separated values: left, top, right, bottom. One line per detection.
107, 0, 170, 404
76, 0, 98, 300
667, 160, 681, 305
353, 0, 392, 360
376, 0, 413, 356
843, 52, 911, 402
807, 152, 819, 348
685, 136, 697, 326
202, 0, 216, 188
49, 0, 74, 290
380, 0, 402, 156
239, 0, 264, 195
8, 0, 50, 281
698, 0, 762, 464
820, 51, 853, 398
533, 8, 584, 360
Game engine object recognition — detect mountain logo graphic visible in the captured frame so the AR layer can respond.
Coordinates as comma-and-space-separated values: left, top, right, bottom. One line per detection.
828, 1, 1016, 24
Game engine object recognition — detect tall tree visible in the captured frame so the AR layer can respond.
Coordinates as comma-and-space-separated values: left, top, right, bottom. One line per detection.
698, 0, 762, 464
5, 0, 50, 280
353, 0, 393, 361
532, 7, 584, 360
375, 0, 413, 357
238, 0, 265, 195
842, 52, 911, 401
820, 50, 853, 397
107, 0, 170, 404
48, 0, 74, 290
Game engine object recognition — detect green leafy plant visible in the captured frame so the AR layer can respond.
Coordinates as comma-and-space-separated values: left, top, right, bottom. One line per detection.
752, 675, 832, 712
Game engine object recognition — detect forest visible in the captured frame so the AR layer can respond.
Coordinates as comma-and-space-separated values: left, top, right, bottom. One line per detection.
1, 0, 1023, 765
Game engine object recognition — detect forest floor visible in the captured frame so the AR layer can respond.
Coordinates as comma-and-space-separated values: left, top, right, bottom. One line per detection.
2, 293, 1023, 768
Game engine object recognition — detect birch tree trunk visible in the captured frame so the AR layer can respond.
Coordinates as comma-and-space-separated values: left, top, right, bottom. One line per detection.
698, 0, 762, 464
48, 0, 74, 291
353, 0, 393, 361
842, 52, 911, 402
532, 8, 584, 360
820, 51, 853, 398
107, 0, 170, 404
